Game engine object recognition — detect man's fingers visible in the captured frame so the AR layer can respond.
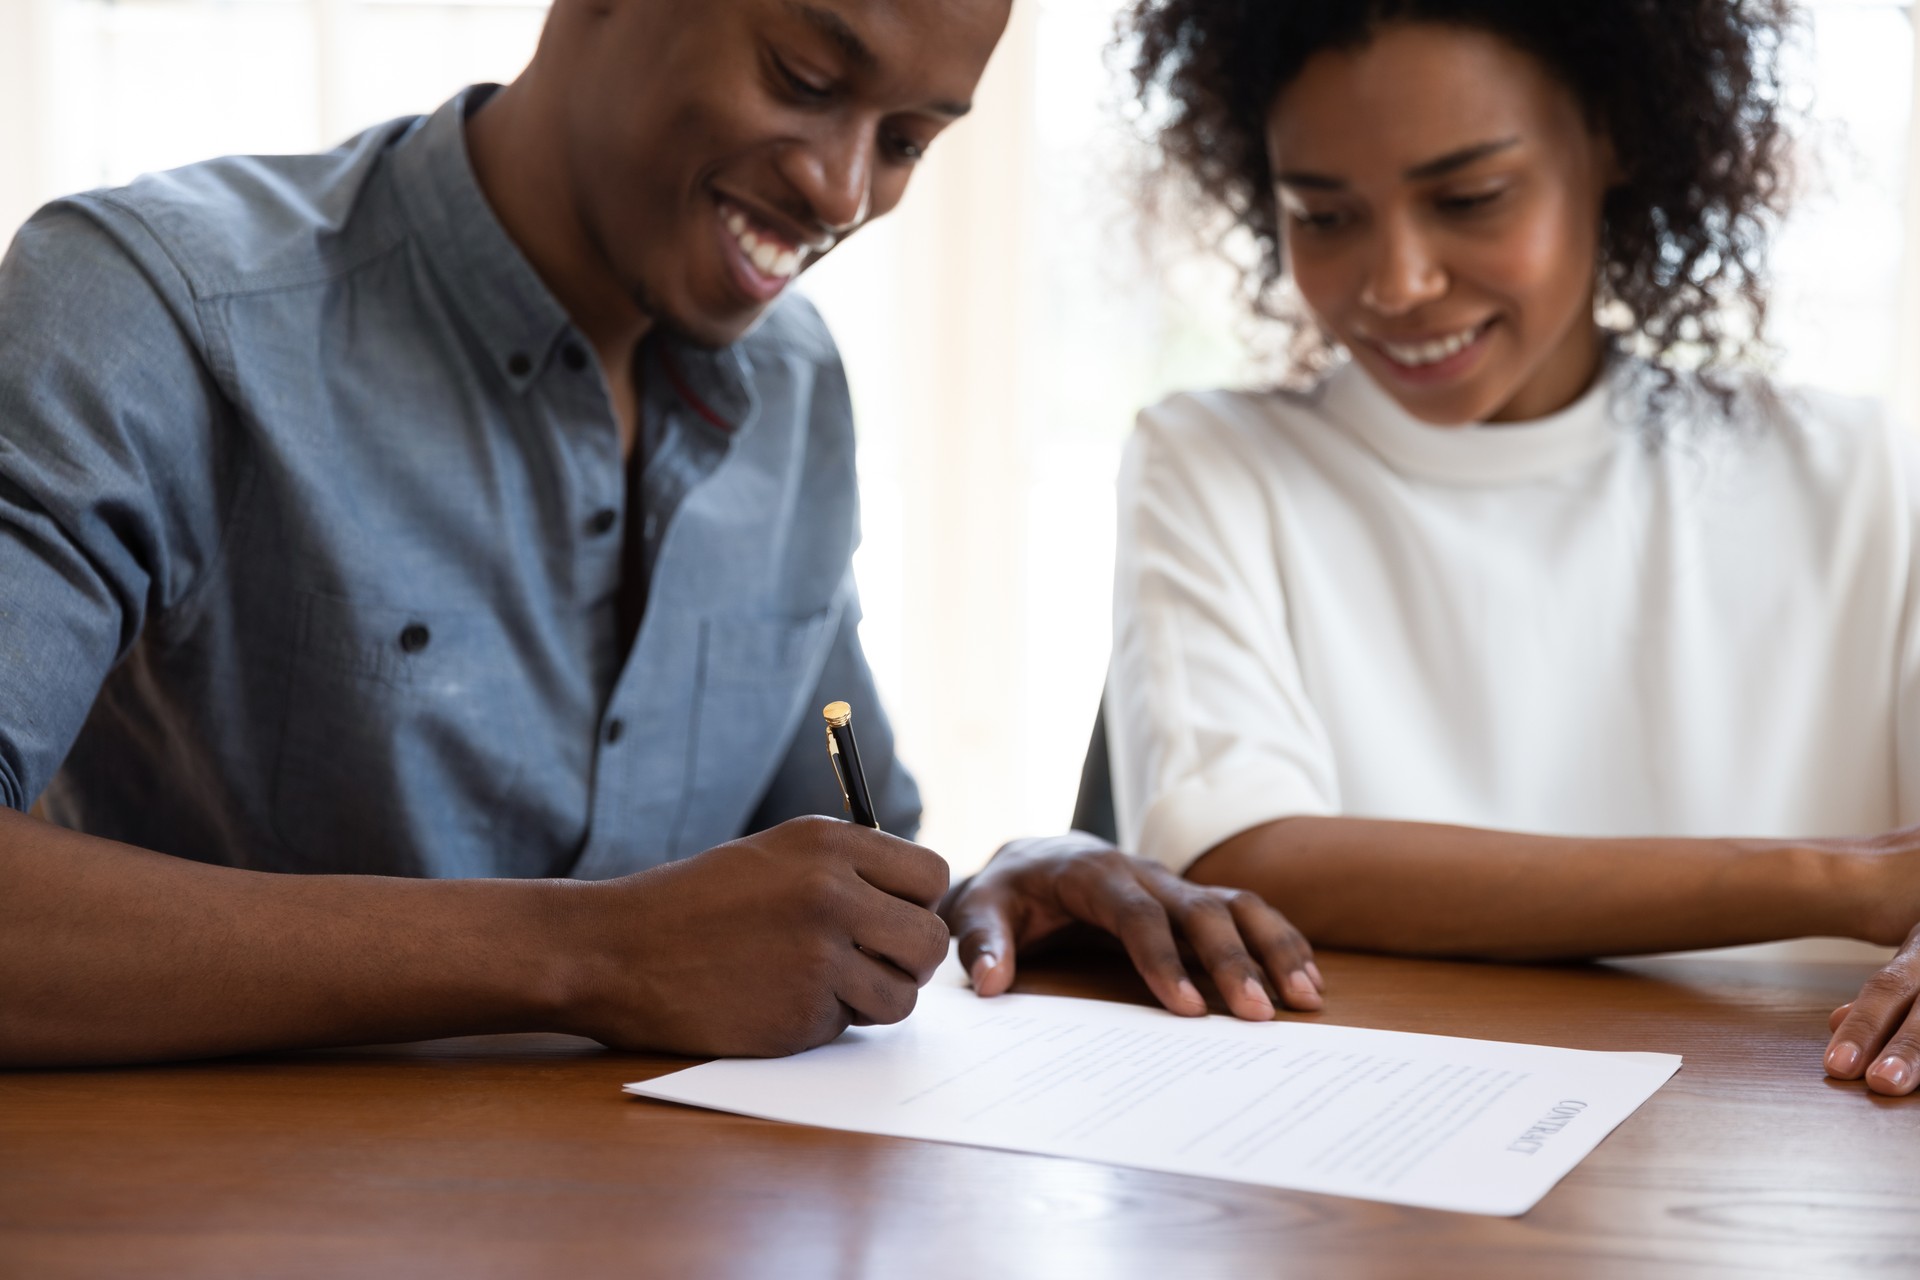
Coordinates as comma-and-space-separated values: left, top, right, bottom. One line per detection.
1825, 958, 1919, 1080
1079, 874, 1205, 1016
1829, 1002, 1853, 1034
834, 948, 922, 1028
1157, 890, 1275, 1021
847, 887, 951, 984
1222, 889, 1322, 1012
798, 817, 949, 908
950, 895, 1018, 998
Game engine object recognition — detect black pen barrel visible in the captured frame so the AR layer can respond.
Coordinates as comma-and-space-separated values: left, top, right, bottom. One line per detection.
828, 718, 880, 828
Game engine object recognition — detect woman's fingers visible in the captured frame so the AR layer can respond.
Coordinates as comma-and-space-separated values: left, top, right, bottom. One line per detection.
1825, 944, 1920, 1084
1864, 1006, 1920, 1096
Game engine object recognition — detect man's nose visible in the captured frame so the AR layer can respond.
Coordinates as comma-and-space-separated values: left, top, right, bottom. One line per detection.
1359, 217, 1447, 317
783, 130, 873, 236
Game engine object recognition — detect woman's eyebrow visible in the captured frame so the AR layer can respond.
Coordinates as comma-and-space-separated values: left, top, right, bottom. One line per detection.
1404, 136, 1520, 180
1275, 136, 1521, 190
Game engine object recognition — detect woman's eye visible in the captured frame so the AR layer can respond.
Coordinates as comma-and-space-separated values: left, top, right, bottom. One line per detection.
1290, 209, 1351, 233
1436, 189, 1505, 215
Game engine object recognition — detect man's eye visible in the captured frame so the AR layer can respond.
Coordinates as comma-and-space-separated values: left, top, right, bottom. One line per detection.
775, 57, 832, 104
884, 133, 927, 164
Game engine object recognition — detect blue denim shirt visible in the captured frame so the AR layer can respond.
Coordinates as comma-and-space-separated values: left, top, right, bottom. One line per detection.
0, 88, 920, 879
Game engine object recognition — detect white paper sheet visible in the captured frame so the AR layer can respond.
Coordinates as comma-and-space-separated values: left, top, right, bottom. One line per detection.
625, 985, 1679, 1216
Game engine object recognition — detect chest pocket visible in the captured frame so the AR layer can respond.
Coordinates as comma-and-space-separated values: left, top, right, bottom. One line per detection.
670, 607, 837, 857
270, 590, 567, 876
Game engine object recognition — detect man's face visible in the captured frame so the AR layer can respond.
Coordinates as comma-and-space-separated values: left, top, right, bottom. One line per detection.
559, 0, 1010, 348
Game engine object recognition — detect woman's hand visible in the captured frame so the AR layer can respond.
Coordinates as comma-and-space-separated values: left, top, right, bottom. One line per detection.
941, 832, 1324, 1020
1823, 921, 1920, 1095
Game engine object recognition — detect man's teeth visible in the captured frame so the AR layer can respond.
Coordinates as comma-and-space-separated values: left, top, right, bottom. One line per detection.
723, 208, 802, 281
1381, 325, 1485, 367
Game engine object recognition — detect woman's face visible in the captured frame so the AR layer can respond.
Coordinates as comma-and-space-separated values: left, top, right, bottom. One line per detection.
1266, 23, 1615, 425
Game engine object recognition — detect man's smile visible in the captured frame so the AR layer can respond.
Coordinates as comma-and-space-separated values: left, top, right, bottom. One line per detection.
715, 196, 827, 302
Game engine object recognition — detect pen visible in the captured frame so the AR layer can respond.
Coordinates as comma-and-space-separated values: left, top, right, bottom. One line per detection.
822, 701, 880, 828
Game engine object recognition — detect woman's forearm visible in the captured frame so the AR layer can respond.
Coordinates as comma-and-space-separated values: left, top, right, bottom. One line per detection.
1187, 816, 1882, 961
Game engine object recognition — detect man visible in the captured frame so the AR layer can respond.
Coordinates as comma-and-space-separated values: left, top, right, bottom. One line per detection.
0, 0, 1320, 1068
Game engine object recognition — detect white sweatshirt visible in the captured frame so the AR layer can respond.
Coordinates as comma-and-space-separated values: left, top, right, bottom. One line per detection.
1108, 357, 1920, 872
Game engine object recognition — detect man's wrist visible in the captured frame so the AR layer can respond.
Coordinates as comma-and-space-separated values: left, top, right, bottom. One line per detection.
507, 877, 610, 1038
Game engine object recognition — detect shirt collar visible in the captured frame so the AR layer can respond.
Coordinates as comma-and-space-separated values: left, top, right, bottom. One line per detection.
387, 85, 579, 393
388, 86, 760, 432
1320, 352, 1627, 485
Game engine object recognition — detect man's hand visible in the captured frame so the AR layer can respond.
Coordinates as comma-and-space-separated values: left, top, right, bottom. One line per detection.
942, 832, 1323, 1021
564, 816, 951, 1058
1824, 920, 1920, 1095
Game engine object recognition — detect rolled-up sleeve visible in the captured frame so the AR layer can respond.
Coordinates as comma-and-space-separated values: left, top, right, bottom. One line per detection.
0, 201, 232, 810
1106, 396, 1339, 873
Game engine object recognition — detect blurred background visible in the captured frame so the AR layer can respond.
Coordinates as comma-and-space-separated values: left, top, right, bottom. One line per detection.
2, 0, 1917, 877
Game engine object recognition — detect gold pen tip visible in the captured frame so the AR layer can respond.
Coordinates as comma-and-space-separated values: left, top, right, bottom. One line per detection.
823, 701, 853, 727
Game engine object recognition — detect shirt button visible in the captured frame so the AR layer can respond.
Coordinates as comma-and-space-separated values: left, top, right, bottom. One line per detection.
562, 343, 590, 373
587, 508, 618, 536
605, 719, 626, 745
507, 352, 533, 378
398, 623, 431, 654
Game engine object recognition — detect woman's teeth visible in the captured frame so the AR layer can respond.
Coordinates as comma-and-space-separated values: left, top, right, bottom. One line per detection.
1379, 324, 1485, 367
723, 208, 802, 281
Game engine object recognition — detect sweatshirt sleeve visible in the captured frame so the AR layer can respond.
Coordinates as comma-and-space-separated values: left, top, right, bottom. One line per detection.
1106, 394, 1339, 873
1892, 423, 1920, 827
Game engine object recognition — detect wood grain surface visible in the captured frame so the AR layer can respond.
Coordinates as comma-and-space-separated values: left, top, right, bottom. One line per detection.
2, 948, 1915, 1279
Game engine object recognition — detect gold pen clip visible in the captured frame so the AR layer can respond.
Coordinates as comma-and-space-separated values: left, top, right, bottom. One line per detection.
823, 702, 854, 817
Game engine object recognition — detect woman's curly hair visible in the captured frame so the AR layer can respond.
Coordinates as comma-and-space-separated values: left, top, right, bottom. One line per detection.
1121, 0, 1797, 401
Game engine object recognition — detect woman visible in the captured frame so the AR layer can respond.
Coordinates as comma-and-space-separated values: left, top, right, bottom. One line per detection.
1093, 0, 1920, 1097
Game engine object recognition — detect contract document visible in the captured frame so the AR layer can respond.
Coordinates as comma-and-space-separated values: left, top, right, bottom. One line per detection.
626, 986, 1679, 1216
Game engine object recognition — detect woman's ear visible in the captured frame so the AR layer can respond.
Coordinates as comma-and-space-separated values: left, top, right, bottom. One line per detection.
1594, 128, 1626, 189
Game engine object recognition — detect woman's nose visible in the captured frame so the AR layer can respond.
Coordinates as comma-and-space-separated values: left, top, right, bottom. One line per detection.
1359, 220, 1447, 316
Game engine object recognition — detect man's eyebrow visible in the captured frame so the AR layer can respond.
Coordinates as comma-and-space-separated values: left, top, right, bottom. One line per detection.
784, 1, 971, 118
1275, 137, 1522, 190
788, 3, 875, 71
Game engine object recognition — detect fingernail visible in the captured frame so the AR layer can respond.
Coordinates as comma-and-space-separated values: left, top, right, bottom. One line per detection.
1241, 976, 1275, 1017
1285, 970, 1322, 1008
969, 953, 997, 987
1871, 1055, 1911, 1092
1305, 961, 1325, 990
1176, 978, 1203, 1011
1826, 1040, 1862, 1077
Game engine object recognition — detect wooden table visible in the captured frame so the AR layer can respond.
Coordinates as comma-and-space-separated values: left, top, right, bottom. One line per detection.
3, 949, 1916, 1278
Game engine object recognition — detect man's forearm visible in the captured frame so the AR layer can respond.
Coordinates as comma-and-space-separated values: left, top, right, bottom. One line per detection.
0, 807, 581, 1066
1187, 815, 1877, 961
